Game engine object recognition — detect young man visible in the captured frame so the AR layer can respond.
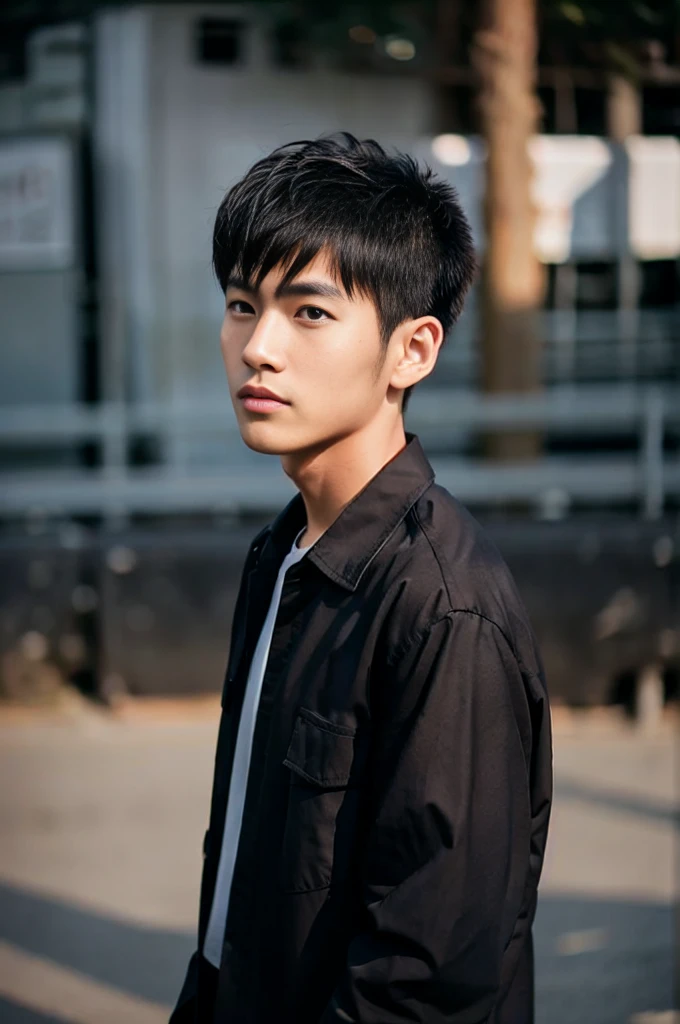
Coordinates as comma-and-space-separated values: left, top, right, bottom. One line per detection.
170, 132, 552, 1024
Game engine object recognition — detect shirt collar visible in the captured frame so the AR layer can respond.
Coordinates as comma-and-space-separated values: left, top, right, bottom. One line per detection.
257, 431, 435, 592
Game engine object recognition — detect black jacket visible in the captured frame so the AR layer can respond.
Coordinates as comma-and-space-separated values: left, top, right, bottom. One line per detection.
169, 431, 553, 1024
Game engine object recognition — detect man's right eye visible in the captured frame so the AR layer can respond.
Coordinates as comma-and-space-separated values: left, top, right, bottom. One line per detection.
228, 300, 255, 315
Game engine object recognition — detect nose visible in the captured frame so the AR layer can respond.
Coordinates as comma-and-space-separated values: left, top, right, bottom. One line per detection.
242, 309, 286, 369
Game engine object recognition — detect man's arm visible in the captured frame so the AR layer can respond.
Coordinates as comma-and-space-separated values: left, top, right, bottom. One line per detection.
319, 609, 541, 1024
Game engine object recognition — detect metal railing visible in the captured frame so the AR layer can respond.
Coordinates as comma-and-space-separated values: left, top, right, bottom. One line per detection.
0, 384, 678, 520
434, 308, 680, 387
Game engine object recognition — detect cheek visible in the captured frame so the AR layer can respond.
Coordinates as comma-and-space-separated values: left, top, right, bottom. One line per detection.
219, 341, 230, 374
220, 330, 238, 370
317, 326, 378, 384
219, 322, 228, 356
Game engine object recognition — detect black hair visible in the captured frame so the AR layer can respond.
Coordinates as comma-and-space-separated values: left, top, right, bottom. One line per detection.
213, 131, 477, 415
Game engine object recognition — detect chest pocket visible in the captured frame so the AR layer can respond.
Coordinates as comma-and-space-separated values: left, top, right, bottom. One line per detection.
280, 707, 364, 894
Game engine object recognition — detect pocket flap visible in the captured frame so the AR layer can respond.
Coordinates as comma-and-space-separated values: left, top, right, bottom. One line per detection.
283, 707, 358, 787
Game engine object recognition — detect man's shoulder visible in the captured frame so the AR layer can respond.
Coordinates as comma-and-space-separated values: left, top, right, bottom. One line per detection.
379, 483, 543, 677
412, 483, 514, 606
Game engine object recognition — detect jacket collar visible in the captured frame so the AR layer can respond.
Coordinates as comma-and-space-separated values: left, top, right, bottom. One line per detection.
257, 431, 435, 592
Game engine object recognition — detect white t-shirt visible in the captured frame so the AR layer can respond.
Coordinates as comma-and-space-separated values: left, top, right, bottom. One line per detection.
203, 525, 314, 968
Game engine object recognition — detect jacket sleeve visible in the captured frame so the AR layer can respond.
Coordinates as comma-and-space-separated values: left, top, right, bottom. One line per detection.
318, 609, 538, 1024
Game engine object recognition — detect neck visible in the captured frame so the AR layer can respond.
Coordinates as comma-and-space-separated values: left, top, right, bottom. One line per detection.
282, 419, 407, 546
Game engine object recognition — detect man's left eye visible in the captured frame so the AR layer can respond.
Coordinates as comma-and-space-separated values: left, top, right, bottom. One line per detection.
298, 306, 330, 322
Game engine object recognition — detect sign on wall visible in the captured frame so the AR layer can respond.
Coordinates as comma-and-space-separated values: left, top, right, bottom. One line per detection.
0, 135, 75, 271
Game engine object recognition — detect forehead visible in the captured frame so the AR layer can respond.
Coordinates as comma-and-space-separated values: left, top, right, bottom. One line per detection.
231, 248, 349, 298
281, 250, 339, 285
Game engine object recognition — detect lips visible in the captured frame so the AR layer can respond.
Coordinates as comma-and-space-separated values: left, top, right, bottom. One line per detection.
237, 386, 289, 403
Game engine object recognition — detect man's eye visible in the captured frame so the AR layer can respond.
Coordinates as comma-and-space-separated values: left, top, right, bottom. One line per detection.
228, 300, 255, 315
297, 306, 330, 322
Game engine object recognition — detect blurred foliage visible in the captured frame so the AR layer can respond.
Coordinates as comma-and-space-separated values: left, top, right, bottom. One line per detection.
539, 0, 680, 77
254, 0, 679, 75
543, 0, 678, 37
0, 0, 678, 74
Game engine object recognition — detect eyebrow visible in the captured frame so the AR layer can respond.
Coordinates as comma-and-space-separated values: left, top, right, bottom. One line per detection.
226, 275, 345, 301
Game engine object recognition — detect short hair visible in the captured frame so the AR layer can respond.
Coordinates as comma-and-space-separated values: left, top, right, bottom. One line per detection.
213, 131, 477, 415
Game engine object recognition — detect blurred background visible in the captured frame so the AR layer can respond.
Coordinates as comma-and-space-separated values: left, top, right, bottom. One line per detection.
0, 1, 678, 1022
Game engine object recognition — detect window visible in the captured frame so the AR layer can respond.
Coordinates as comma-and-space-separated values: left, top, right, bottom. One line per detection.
576, 261, 618, 310
270, 15, 309, 69
639, 260, 679, 307
643, 85, 680, 136
196, 18, 244, 66
574, 88, 606, 135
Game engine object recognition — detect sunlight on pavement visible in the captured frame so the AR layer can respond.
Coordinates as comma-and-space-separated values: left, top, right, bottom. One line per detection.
629, 1013, 680, 1023
0, 940, 170, 1024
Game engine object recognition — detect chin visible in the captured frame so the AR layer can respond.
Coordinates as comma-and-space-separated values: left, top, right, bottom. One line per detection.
240, 421, 333, 460
241, 437, 286, 455
239, 424, 292, 456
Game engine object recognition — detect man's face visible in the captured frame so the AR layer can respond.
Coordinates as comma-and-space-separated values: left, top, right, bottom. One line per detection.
220, 250, 397, 456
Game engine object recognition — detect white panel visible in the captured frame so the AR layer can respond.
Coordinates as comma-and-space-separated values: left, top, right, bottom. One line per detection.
529, 136, 614, 263
627, 136, 680, 259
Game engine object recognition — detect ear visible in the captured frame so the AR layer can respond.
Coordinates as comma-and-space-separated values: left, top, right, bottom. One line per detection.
390, 315, 445, 392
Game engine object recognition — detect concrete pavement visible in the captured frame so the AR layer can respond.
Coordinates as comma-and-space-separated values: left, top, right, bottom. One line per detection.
0, 698, 676, 1024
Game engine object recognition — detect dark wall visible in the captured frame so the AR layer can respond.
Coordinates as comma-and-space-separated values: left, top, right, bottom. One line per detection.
0, 515, 678, 706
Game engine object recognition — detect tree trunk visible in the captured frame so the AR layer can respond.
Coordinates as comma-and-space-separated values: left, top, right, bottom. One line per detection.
472, 0, 545, 461
606, 71, 642, 140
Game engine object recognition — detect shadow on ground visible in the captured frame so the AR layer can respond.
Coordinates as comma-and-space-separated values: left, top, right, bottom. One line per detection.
0, 880, 674, 1024
534, 894, 674, 1024
554, 777, 679, 827
0, 994, 72, 1024
0, 880, 194, 1009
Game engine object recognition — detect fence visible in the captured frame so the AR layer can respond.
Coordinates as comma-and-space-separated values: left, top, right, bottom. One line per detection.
0, 383, 677, 522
